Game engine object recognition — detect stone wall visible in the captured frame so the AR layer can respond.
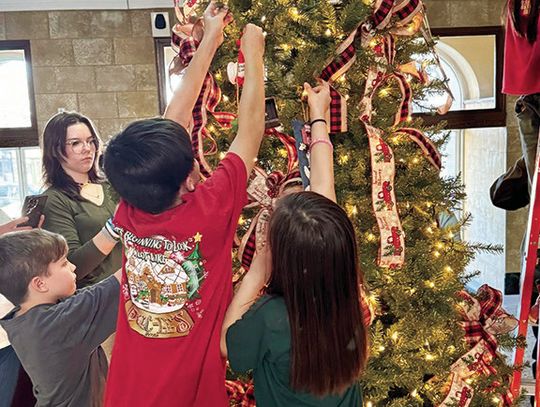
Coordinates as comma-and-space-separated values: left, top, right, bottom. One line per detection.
0, 9, 163, 141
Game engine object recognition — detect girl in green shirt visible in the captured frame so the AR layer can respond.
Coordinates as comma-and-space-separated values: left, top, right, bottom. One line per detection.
41, 112, 121, 288
222, 81, 369, 406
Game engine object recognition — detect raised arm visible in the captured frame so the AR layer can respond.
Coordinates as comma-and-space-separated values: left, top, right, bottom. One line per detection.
220, 248, 269, 358
164, 2, 231, 129
228, 24, 266, 175
304, 81, 335, 202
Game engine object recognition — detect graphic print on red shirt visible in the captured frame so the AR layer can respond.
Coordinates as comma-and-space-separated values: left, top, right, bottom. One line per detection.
119, 230, 208, 338
104, 153, 247, 407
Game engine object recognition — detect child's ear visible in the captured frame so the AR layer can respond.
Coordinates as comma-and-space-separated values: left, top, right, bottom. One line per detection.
185, 176, 197, 192
29, 276, 49, 293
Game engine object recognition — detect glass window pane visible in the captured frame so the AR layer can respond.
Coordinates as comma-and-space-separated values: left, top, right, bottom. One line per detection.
0, 49, 32, 128
22, 147, 43, 196
0, 149, 21, 218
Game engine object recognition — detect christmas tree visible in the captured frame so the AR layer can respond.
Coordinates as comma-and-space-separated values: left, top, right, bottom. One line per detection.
173, 0, 520, 405
182, 242, 206, 299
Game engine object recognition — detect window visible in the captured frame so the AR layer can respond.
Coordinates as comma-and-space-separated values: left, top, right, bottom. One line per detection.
416, 26, 505, 129
417, 27, 507, 292
0, 40, 38, 147
0, 147, 42, 219
0, 40, 41, 220
155, 37, 178, 114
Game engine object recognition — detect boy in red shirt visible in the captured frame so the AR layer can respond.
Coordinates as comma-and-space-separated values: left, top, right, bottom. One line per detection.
102, 2, 266, 405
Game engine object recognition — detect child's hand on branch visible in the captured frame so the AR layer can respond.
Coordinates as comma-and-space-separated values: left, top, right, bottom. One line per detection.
304, 80, 331, 122
203, 1, 233, 47
240, 24, 265, 63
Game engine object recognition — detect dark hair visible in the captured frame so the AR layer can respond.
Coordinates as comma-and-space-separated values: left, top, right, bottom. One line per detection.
0, 229, 67, 305
507, 0, 540, 43
41, 111, 103, 200
266, 191, 369, 397
103, 118, 193, 214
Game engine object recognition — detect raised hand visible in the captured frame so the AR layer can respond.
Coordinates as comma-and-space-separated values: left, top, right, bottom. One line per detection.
203, 1, 233, 47
240, 24, 265, 64
303, 80, 331, 121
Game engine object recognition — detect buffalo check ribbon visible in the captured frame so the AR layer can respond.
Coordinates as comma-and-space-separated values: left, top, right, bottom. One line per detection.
439, 285, 517, 407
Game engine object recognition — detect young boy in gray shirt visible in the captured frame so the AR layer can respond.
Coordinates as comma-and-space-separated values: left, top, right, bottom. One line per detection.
0, 229, 121, 407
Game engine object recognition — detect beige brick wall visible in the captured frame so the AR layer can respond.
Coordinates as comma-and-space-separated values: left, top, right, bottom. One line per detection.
0, 9, 162, 141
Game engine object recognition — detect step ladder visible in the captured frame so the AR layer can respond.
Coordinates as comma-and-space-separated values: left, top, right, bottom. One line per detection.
510, 133, 540, 402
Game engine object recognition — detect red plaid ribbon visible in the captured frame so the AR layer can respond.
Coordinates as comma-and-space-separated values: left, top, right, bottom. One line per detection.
317, 0, 425, 134
238, 130, 300, 271
439, 285, 517, 407
226, 380, 256, 406
239, 169, 301, 271
457, 285, 511, 357
177, 37, 236, 177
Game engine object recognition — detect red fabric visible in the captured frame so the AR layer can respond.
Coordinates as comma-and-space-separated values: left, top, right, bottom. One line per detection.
104, 153, 247, 407
503, 12, 540, 95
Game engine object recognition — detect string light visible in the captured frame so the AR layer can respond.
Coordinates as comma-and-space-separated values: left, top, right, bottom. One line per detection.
369, 39, 378, 48
238, 215, 245, 225
222, 95, 229, 102
425, 280, 435, 289
425, 227, 433, 234
215, 72, 222, 80
260, 15, 267, 23
219, 152, 226, 160
366, 402, 373, 407
278, 148, 288, 158
436, 241, 444, 249
281, 43, 292, 52
367, 233, 376, 242
425, 353, 435, 361
208, 125, 216, 132
325, 28, 332, 37
346, 204, 358, 216
378, 345, 385, 351
433, 251, 441, 258
338, 74, 346, 83
379, 88, 390, 97
447, 231, 454, 239
289, 7, 300, 19
411, 157, 420, 164
492, 397, 500, 404
338, 154, 349, 165
411, 389, 418, 398
444, 266, 453, 273
391, 332, 399, 341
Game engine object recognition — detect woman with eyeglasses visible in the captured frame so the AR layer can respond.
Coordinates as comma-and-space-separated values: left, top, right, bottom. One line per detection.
41, 112, 121, 289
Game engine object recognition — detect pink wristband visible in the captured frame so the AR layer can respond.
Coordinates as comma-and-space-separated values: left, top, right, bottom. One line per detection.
309, 139, 333, 152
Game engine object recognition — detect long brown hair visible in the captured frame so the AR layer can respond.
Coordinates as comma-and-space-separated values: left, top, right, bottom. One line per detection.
507, 0, 540, 43
266, 191, 369, 397
41, 112, 103, 200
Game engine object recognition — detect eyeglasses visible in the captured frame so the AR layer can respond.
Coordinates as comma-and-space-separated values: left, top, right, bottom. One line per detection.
65, 137, 97, 154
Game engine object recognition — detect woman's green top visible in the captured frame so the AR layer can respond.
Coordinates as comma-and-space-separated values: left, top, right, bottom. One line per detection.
42, 183, 122, 287
227, 295, 363, 407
